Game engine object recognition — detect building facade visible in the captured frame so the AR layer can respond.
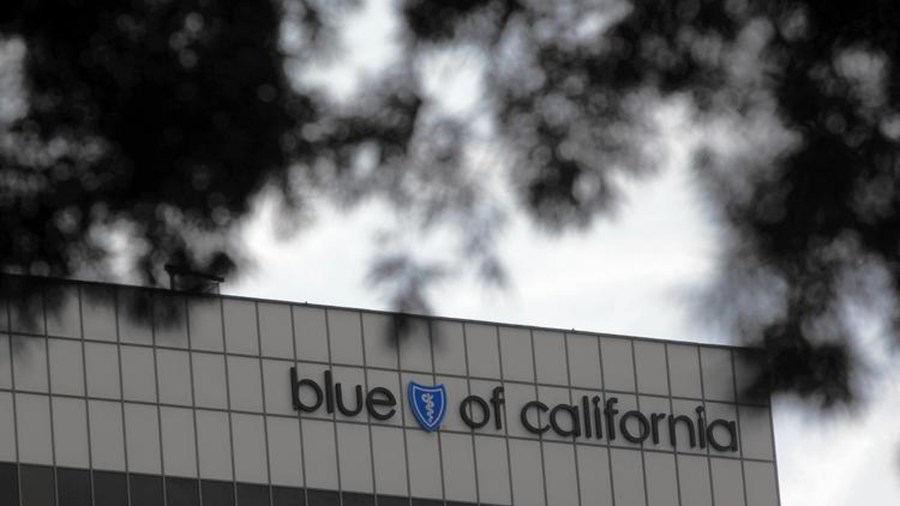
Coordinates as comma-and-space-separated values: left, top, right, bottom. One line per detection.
0, 277, 780, 505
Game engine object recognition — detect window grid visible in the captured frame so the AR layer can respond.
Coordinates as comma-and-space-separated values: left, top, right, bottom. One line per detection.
0, 280, 780, 506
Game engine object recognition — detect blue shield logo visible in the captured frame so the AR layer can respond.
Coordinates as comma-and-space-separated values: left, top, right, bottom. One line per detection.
408, 382, 447, 432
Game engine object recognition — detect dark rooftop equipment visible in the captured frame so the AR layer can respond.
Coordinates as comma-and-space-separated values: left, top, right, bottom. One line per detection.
164, 264, 224, 294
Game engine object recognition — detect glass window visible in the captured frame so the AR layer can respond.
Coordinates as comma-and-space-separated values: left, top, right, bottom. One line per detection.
473, 436, 510, 505
362, 313, 398, 369
336, 423, 373, 494
166, 477, 200, 506
12, 336, 49, 393
47, 338, 84, 396
187, 297, 222, 352
156, 349, 193, 406
305, 489, 339, 506
227, 356, 263, 412
464, 323, 500, 379
129, 474, 163, 506
371, 426, 407, 497
533, 330, 568, 385
498, 326, 534, 383
80, 285, 117, 342
84, 342, 121, 399
0, 463, 19, 506
0, 334, 10, 389
88, 401, 125, 470
155, 293, 189, 348
666, 344, 701, 399
0, 393, 16, 461
567, 334, 602, 389
222, 299, 258, 355
258, 303, 294, 359
609, 448, 646, 506
600, 338, 635, 392
439, 432, 476, 504
668, 344, 703, 399
272, 486, 305, 506
192, 353, 228, 410
431, 320, 466, 376
342, 491, 375, 506
237, 483, 270, 506
327, 310, 364, 366
16, 394, 53, 465
266, 416, 303, 487
201, 480, 234, 506
262, 360, 294, 416
117, 288, 153, 345
677, 455, 713, 506
52, 398, 89, 468
161, 407, 198, 478
196, 410, 233, 482
398, 318, 432, 373
377, 496, 409, 506
231, 414, 267, 484
508, 439, 544, 506
576, 445, 613, 506
44, 284, 81, 338
20, 464, 55, 506
634, 341, 669, 396
93, 470, 127, 506
57, 467, 91, 506
293, 307, 329, 363
121, 345, 157, 402
124, 403, 162, 475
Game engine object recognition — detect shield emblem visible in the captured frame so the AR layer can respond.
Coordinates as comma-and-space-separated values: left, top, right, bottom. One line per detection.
408, 381, 447, 432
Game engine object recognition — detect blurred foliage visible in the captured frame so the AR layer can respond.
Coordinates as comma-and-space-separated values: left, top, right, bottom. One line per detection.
2, 0, 900, 406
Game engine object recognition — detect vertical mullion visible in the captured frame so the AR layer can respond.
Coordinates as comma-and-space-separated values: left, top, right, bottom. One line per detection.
41, 289, 60, 506
696, 348, 717, 506
357, 313, 379, 505
288, 306, 309, 506
597, 338, 617, 506
218, 296, 239, 505
322, 310, 344, 506
730, 351, 749, 506
114, 290, 133, 506
460, 323, 480, 506
183, 296, 203, 505
396, 319, 412, 506
493, 326, 515, 505
151, 293, 168, 506
628, 339, 650, 506
563, 333, 584, 506
531, 330, 549, 506
6, 293, 22, 506
254, 303, 274, 506
427, 320, 447, 505
664, 344, 684, 506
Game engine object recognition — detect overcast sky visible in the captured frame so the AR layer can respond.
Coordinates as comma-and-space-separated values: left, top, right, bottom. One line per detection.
227, 1, 900, 504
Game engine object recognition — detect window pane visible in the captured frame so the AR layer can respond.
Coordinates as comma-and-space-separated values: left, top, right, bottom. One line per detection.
342, 491, 375, 506
93, 471, 127, 506
166, 477, 200, 506
20, 464, 55, 506
237, 483, 269, 506
272, 486, 305, 506
130, 474, 163, 506
57, 468, 91, 506
201, 480, 234, 506
0, 463, 19, 506
377, 496, 409, 506
305, 489, 339, 506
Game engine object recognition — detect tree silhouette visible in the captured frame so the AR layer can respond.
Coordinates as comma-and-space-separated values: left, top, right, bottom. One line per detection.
2, 0, 899, 406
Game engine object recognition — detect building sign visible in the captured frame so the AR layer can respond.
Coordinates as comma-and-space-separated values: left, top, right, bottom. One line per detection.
289, 367, 738, 452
